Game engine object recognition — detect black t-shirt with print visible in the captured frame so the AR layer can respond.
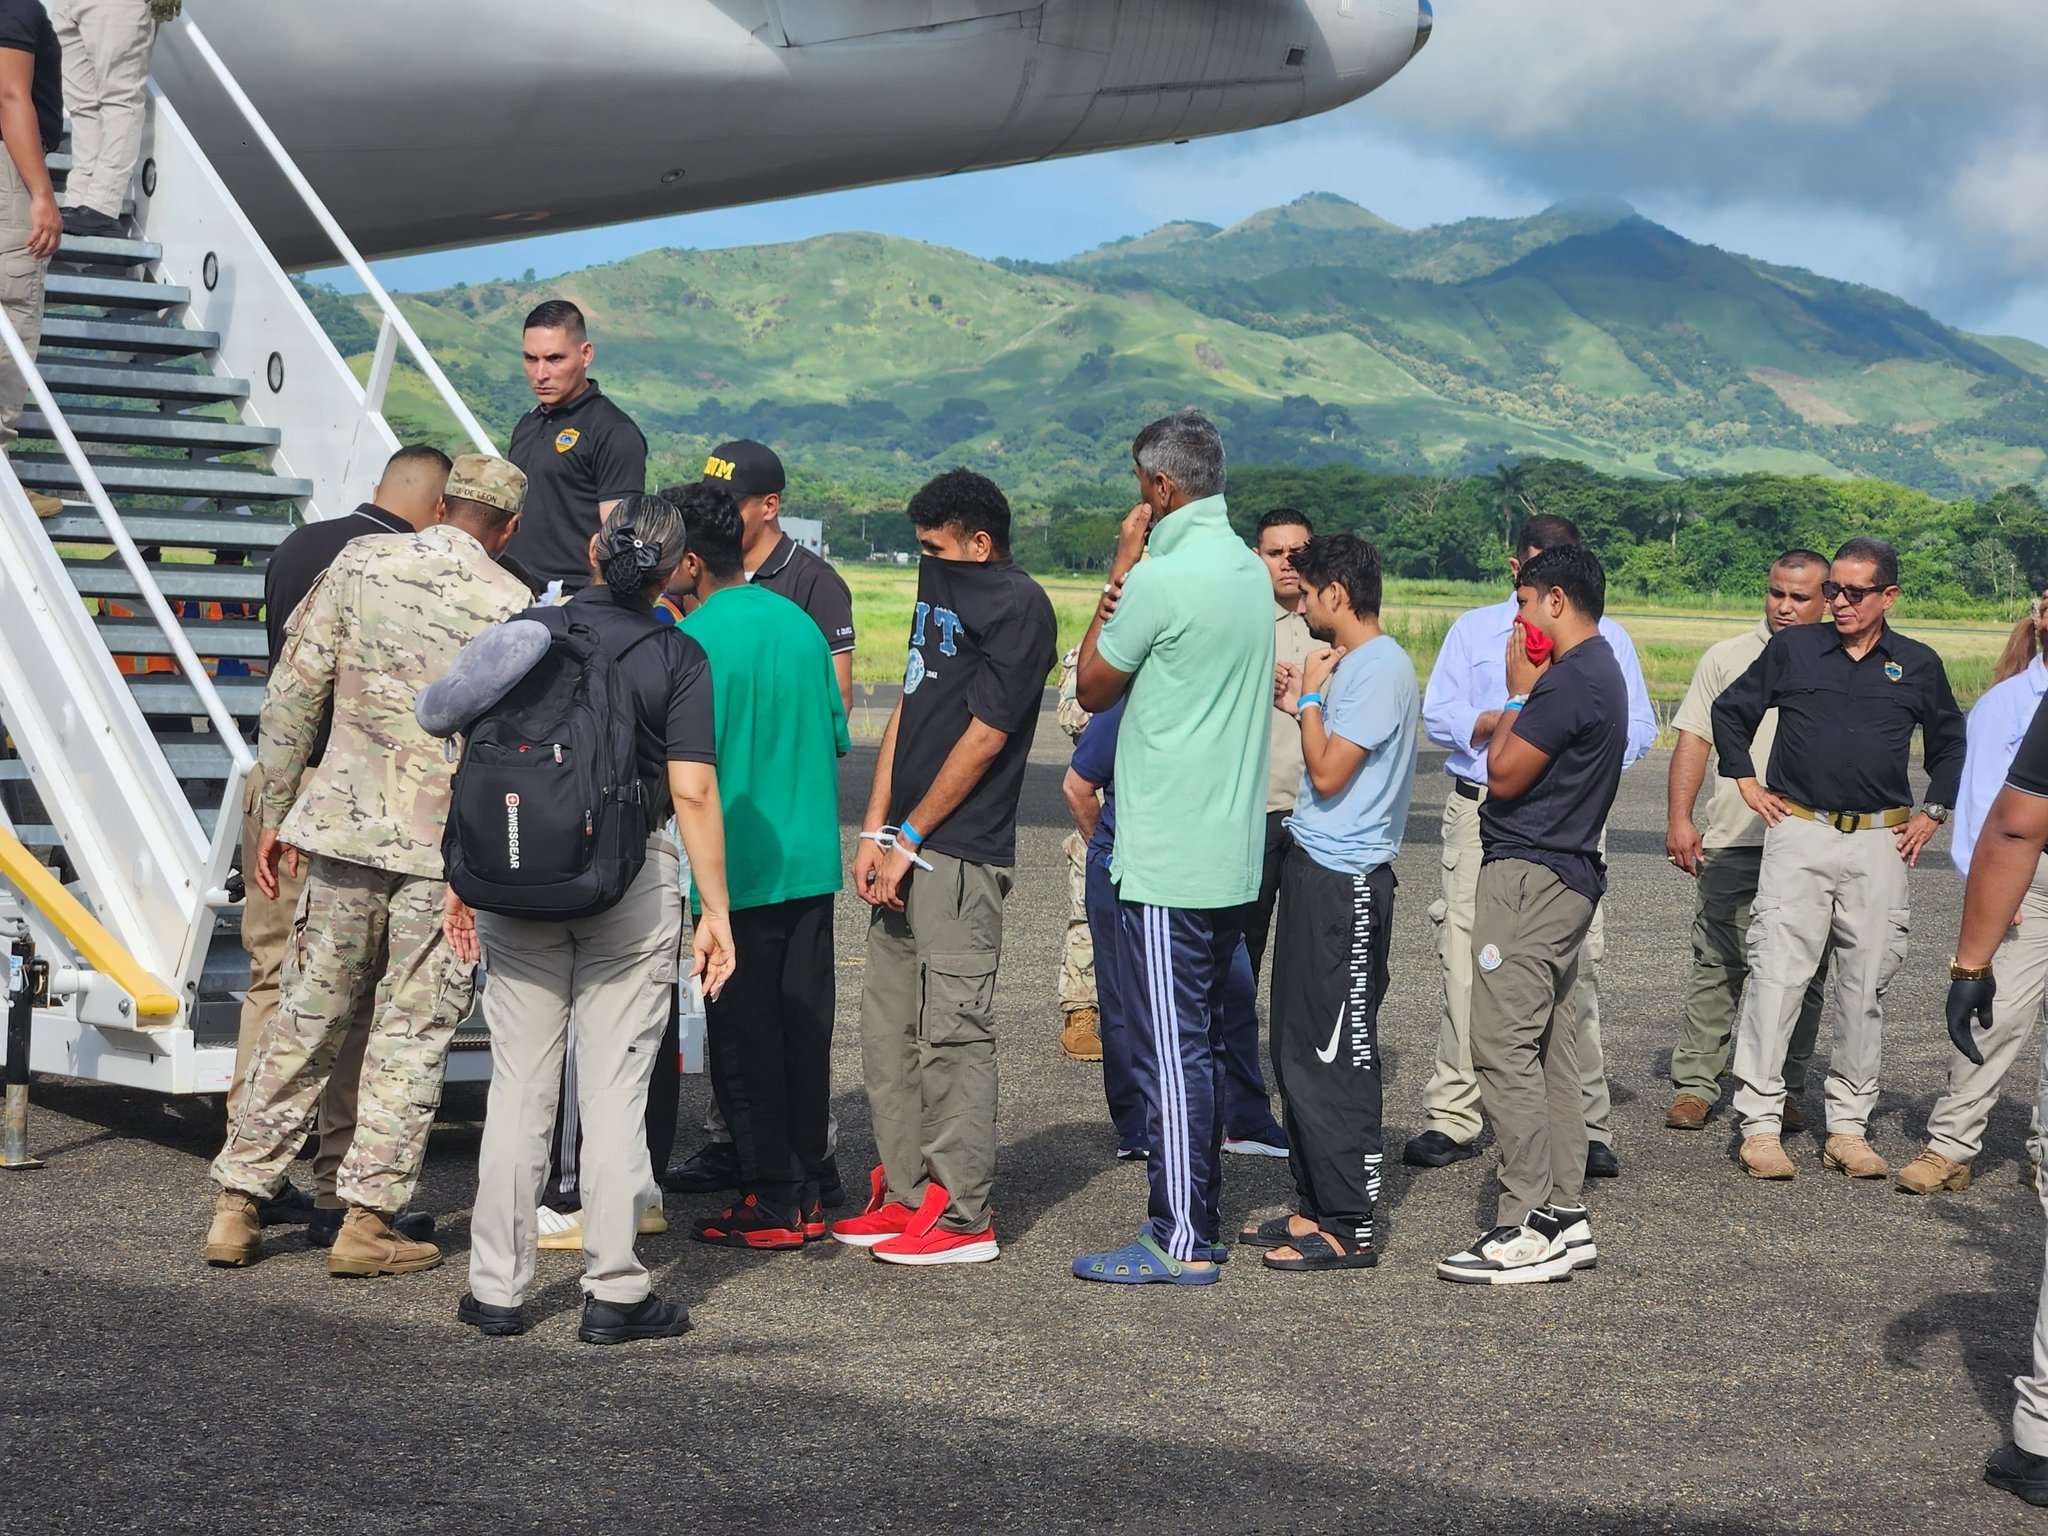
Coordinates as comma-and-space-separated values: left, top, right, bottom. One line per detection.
887, 556, 1057, 867
1479, 633, 1627, 901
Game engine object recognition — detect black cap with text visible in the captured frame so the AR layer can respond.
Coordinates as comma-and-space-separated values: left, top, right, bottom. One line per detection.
701, 440, 785, 502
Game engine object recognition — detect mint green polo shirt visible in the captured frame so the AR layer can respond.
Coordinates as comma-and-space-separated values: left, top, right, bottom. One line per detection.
1096, 494, 1274, 909
680, 583, 850, 913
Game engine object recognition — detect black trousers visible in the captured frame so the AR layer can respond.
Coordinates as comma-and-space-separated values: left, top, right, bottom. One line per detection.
706, 894, 835, 1214
1243, 810, 1292, 982
545, 987, 679, 1210
1272, 851, 1395, 1247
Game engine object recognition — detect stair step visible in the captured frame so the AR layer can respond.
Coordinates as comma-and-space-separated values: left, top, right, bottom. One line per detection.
52, 509, 292, 551
66, 560, 265, 602
38, 316, 218, 357
144, 734, 241, 780
12, 804, 224, 848
126, 676, 266, 717
18, 409, 277, 452
41, 361, 247, 405
96, 617, 270, 657
44, 272, 190, 313
50, 234, 160, 269
18, 456, 311, 501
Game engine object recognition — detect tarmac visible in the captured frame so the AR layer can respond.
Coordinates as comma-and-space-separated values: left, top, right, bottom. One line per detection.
5, 720, 2047, 1535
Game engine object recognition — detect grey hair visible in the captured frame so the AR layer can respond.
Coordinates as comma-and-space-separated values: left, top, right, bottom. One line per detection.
597, 492, 688, 593
1132, 408, 1226, 500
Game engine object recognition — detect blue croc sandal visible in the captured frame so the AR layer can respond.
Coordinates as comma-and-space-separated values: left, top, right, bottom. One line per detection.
1072, 1235, 1222, 1286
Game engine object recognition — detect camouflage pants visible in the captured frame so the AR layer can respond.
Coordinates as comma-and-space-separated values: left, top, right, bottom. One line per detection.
212, 855, 475, 1214
1059, 830, 1095, 1015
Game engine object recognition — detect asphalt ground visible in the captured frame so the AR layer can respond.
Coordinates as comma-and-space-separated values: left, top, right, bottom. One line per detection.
5, 719, 2047, 1535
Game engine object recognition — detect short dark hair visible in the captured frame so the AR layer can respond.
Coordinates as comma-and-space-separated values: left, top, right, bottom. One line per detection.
1256, 507, 1314, 541
384, 443, 452, 476
907, 468, 1011, 555
1291, 534, 1381, 618
1517, 542, 1606, 621
1132, 409, 1225, 500
1833, 536, 1899, 588
523, 299, 586, 340
1514, 514, 1581, 560
664, 481, 744, 580
443, 495, 518, 534
1773, 548, 1828, 576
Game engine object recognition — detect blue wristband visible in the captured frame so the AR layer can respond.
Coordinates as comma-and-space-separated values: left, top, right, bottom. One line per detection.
1505, 697, 1526, 712
899, 818, 924, 849
1297, 693, 1324, 712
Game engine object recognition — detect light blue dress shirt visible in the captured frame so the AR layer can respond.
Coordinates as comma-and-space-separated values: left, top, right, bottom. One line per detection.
1952, 656, 2047, 881
1421, 594, 1658, 781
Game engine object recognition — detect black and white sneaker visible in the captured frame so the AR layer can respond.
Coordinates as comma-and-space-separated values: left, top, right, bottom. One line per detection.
1436, 1210, 1573, 1285
1543, 1204, 1597, 1271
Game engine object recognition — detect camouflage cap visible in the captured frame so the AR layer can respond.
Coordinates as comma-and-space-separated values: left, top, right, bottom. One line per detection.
445, 454, 527, 515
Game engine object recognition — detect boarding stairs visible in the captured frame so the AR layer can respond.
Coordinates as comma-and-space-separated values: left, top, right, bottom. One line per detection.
0, 18, 498, 1096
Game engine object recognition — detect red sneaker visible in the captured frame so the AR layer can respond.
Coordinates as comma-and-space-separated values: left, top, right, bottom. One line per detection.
829, 1165, 915, 1249
871, 1184, 999, 1267
691, 1195, 802, 1251
801, 1201, 826, 1243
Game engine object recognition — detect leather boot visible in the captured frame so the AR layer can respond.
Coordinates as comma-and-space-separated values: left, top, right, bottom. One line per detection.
328, 1205, 443, 1277
1895, 1147, 1971, 1194
1740, 1134, 1796, 1180
1059, 1006, 1103, 1063
203, 1189, 263, 1267
1822, 1134, 1889, 1179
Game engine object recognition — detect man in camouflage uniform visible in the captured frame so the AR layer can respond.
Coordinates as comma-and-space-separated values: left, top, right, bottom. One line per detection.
203, 455, 533, 1277
1054, 646, 1101, 1062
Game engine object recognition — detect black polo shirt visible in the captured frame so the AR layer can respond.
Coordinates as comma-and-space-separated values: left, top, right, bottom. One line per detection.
557, 583, 715, 813
262, 503, 412, 767
751, 532, 854, 655
1713, 620, 1966, 813
504, 380, 648, 594
0, 0, 62, 152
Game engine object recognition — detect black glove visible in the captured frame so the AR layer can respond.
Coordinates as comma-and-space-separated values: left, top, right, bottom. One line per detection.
1946, 975, 1997, 1066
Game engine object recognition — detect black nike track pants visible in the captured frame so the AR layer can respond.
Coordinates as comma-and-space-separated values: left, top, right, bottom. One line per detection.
1271, 850, 1395, 1248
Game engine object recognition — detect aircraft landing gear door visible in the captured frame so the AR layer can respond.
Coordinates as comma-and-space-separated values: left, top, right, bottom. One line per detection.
763, 1, 1029, 45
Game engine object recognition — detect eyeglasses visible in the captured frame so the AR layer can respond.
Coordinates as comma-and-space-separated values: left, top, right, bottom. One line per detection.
1822, 581, 1889, 604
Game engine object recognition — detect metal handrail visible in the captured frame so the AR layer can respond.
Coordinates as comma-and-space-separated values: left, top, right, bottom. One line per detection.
0, 305, 253, 778
0, 820, 177, 1019
172, 15, 496, 457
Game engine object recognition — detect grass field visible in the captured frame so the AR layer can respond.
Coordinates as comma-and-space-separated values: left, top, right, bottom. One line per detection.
843, 565, 2018, 707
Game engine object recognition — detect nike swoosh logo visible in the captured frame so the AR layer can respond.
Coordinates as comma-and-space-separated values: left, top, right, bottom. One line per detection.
1316, 1001, 1347, 1065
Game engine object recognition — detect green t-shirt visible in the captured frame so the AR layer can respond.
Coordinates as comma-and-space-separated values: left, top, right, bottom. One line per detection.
1096, 494, 1274, 908
681, 583, 850, 912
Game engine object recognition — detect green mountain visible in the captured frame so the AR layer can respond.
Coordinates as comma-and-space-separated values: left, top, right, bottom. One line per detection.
333, 193, 2048, 502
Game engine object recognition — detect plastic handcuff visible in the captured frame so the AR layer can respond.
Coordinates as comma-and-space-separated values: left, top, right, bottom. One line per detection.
860, 826, 935, 874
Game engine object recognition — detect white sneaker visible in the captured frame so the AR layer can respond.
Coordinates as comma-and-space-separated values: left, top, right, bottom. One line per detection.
1436, 1211, 1574, 1285
1222, 1137, 1289, 1159
1543, 1204, 1597, 1271
536, 1204, 583, 1252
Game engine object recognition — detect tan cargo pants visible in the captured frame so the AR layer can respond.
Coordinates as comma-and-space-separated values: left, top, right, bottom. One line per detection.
1058, 829, 1095, 1015
1731, 813, 1910, 1138
470, 835, 680, 1307
234, 762, 367, 1205
1423, 787, 1611, 1145
1925, 854, 2048, 1165
860, 849, 1010, 1233
0, 136, 47, 447
52, 0, 154, 219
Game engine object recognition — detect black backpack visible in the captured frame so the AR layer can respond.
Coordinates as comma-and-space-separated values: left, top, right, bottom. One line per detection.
444, 605, 661, 920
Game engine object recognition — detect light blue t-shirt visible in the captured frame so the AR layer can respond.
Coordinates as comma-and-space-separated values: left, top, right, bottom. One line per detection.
1284, 634, 1420, 875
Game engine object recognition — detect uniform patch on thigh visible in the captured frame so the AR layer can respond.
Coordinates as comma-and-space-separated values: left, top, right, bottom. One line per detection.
1478, 943, 1503, 972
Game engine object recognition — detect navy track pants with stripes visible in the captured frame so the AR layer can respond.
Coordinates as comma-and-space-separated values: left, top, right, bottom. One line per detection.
1115, 899, 1244, 1260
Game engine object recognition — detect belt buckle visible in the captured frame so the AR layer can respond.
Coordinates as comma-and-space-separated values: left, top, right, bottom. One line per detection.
1829, 810, 1857, 834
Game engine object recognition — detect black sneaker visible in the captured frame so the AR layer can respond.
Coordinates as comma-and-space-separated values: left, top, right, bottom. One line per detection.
818, 1155, 847, 1209
1987, 1444, 2048, 1506
1543, 1204, 1598, 1271
309, 1206, 433, 1248
1586, 1141, 1621, 1179
258, 1183, 317, 1226
661, 1141, 739, 1195
579, 1294, 691, 1345
1403, 1130, 1478, 1169
60, 206, 121, 238
457, 1292, 525, 1337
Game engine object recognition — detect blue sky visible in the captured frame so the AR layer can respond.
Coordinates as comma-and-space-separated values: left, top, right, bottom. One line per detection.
335, 1, 2048, 347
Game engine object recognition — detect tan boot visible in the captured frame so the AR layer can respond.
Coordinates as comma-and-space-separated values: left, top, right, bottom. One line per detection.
1059, 1007, 1103, 1063
1895, 1147, 1971, 1194
203, 1189, 263, 1266
1822, 1134, 1889, 1179
328, 1205, 443, 1277
1782, 1097, 1808, 1136
1740, 1134, 1796, 1180
1665, 1093, 1710, 1130
26, 491, 63, 518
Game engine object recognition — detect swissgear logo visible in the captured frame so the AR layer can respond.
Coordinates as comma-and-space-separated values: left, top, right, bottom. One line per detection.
505, 792, 522, 869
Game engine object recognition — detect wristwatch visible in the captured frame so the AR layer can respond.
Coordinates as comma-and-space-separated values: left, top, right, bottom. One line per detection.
1919, 804, 1951, 824
1950, 957, 1993, 982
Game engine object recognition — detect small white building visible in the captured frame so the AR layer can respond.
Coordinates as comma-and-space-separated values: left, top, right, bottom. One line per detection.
784, 515, 824, 556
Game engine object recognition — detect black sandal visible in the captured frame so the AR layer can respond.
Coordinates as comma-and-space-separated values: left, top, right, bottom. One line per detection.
1239, 1214, 1315, 1250
1261, 1225, 1379, 1272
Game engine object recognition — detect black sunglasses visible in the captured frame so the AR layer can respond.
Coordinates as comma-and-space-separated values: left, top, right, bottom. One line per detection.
1822, 580, 1890, 604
